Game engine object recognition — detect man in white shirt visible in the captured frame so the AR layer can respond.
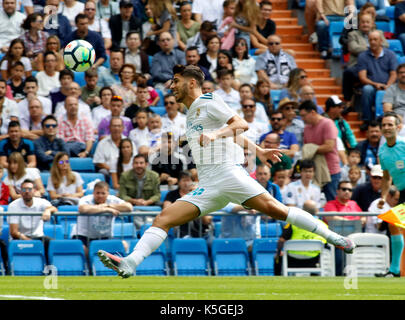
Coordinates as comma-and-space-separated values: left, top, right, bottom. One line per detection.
238, 83, 269, 124
0, 79, 19, 134
192, 0, 224, 27
54, 82, 92, 121
214, 69, 241, 111
0, 0, 25, 53
8, 179, 57, 260
35, 51, 60, 97
240, 98, 269, 144
18, 76, 52, 118
161, 93, 186, 141
284, 159, 322, 209
128, 110, 150, 150
58, 0, 84, 27
84, 0, 112, 50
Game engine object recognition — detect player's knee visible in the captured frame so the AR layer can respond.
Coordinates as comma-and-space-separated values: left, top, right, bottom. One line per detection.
152, 213, 171, 233
262, 199, 288, 221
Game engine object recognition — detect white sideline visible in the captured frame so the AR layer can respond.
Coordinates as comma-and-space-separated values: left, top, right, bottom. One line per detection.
0, 295, 64, 300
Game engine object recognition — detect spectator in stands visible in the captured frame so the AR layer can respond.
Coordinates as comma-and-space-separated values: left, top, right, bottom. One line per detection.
340, 149, 367, 183
147, 0, 178, 47
258, 132, 292, 176
54, 82, 92, 121
91, 86, 112, 130
109, 0, 142, 50
124, 31, 151, 80
255, 163, 283, 202
315, 0, 355, 59
98, 95, 132, 140
274, 199, 326, 275
161, 93, 186, 141
185, 46, 213, 82
80, 68, 101, 110
0, 165, 10, 204
95, 0, 119, 22
0, 79, 19, 134
273, 168, 290, 202
150, 131, 188, 187
19, 97, 44, 141
49, 68, 74, 113
279, 68, 310, 102
283, 159, 321, 209
110, 138, 135, 190
240, 97, 269, 144
191, 0, 224, 26
84, 0, 112, 50
324, 95, 358, 150
35, 51, 60, 97
255, 34, 297, 90
1, 38, 32, 81
355, 120, 381, 167
324, 180, 364, 226
299, 100, 341, 202
136, 73, 161, 106
146, 113, 164, 151
19, 13, 48, 71
253, 79, 273, 118
176, 1, 200, 51
124, 84, 153, 129
111, 64, 137, 109
298, 84, 324, 114
34, 115, 68, 171
231, 37, 258, 86
4, 152, 44, 200
343, 13, 388, 106
118, 153, 161, 207
97, 49, 124, 88
238, 83, 269, 124
7, 61, 25, 102
43, 0, 72, 47
57, 96, 94, 158
128, 110, 150, 150
383, 63, 405, 121
351, 164, 383, 211
202, 80, 216, 94
18, 77, 52, 119
47, 151, 84, 206
214, 69, 241, 111
0, 0, 26, 54
395, 0, 405, 55
212, 49, 236, 85
186, 20, 217, 55
260, 110, 299, 159
199, 35, 221, 75
76, 180, 133, 255
94, 116, 136, 183
36, 35, 65, 72
357, 30, 397, 129
8, 179, 57, 259
64, 14, 107, 70
0, 121, 36, 169
252, 0, 276, 55
278, 98, 304, 148
150, 32, 186, 93
58, 0, 84, 28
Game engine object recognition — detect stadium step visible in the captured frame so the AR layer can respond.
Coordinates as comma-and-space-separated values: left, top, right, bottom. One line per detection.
272, 10, 292, 18
282, 43, 314, 52
272, 18, 299, 25
281, 34, 310, 43
295, 51, 321, 59
296, 59, 326, 69
312, 85, 342, 94
310, 78, 337, 86
272, 0, 288, 10
305, 69, 331, 78
277, 25, 304, 35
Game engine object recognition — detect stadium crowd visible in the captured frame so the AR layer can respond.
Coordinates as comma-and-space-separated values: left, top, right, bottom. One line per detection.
0, 0, 404, 277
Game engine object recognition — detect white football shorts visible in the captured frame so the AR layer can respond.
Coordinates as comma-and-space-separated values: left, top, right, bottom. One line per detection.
177, 164, 267, 216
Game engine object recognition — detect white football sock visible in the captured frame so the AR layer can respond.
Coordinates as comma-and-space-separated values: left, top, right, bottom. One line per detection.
286, 207, 340, 242
124, 226, 167, 270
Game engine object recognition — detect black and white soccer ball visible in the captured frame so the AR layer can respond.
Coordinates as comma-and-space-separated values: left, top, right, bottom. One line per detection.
63, 40, 96, 72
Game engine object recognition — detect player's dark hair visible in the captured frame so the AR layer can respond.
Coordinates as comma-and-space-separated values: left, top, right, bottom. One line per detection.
298, 100, 318, 113
173, 64, 205, 87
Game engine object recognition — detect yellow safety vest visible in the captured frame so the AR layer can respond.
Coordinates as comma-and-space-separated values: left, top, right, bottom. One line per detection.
288, 221, 328, 258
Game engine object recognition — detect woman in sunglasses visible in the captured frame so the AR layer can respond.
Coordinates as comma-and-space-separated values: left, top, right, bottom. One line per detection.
279, 68, 311, 102
47, 152, 84, 206
3, 152, 45, 201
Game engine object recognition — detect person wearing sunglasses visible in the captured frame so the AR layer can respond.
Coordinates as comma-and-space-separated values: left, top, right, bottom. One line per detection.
255, 34, 297, 90
240, 97, 269, 144
33, 115, 68, 171
277, 97, 304, 148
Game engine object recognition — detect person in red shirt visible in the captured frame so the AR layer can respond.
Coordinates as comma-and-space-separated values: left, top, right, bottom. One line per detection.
324, 180, 365, 226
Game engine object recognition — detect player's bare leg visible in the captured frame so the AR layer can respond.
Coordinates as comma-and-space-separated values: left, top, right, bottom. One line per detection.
243, 192, 355, 253
98, 201, 200, 278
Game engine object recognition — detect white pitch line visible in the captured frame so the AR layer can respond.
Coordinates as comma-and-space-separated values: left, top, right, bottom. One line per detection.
0, 295, 64, 300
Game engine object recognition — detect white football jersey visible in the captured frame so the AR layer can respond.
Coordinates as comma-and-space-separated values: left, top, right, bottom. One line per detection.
186, 92, 244, 170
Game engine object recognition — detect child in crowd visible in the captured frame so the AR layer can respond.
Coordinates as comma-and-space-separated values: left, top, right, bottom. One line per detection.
7, 61, 25, 102
128, 110, 151, 150
340, 149, 367, 183
272, 168, 290, 204
348, 165, 365, 188
136, 73, 160, 106
214, 69, 240, 111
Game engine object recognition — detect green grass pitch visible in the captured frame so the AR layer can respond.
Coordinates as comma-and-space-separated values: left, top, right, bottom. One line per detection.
0, 276, 404, 300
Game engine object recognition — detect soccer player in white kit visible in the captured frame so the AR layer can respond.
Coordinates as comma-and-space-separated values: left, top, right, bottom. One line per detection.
98, 65, 355, 278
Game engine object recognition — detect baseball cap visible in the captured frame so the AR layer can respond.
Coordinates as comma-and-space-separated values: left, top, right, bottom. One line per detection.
325, 95, 343, 110
119, 0, 133, 8
370, 164, 383, 177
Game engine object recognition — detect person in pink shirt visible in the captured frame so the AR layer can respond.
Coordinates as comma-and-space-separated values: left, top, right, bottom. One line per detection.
324, 181, 365, 226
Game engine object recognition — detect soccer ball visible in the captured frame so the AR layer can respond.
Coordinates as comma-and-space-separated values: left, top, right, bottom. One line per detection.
63, 40, 96, 72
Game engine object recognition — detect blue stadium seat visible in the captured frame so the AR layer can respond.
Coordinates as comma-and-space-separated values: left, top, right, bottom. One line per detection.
214, 222, 221, 238
102, 54, 110, 68
113, 222, 137, 240
43, 224, 64, 240
329, 21, 344, 58
89, 239, 126, 276
129, 239, 169, 275
270, 90, 282, 109
48, 240, 88, 276
0, 246, 4, 275
211, 238, 251, 276
40, 172, 51, 188
260, 222, 282, 239
298, 0, 306, 7
252, 238, 278, 276
155, 88, 165, 107
8, 240, 46, 275
69, 157, 95, 172
375, 90, 385, 118
386, 6, 395, 33
388, 39, 404, 57
0, 223, 9, 247
375, 21, 390, 32
150, 106, 166, 116
171, 238, 210, 276
74, 71, 86, 87
160, 189, 169, 202
80, 173, 105, 189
